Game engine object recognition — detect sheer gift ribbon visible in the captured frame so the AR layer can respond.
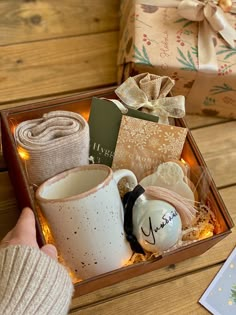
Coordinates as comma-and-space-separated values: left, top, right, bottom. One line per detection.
15, 110, 90, 186
136, 0, 236, 72
115, 74, 185, 124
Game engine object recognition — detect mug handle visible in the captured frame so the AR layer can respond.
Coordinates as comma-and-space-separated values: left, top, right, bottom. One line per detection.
113, 169, 138, 190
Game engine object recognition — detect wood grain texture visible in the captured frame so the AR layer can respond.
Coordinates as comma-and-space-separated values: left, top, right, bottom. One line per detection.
191, 121, 236, 188
185, 115, 228, 129
71, 186, 236, 310
0, 1, 234, 314
70, 264, 222, 314
0, 172, 19, 240
0, 31, 119, 105
0, 0, 120, 46
0, 171, 15, 200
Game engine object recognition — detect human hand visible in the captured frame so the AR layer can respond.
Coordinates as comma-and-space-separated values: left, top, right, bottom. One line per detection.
0, 207, 58, 260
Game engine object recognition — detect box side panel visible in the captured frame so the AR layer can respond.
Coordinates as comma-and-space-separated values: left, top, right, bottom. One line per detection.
1, 114, 45, 246
73, 232, 230, 297
179, 121, 234, 231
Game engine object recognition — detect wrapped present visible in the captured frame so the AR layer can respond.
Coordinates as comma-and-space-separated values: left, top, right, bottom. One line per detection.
118, 0, 236, 118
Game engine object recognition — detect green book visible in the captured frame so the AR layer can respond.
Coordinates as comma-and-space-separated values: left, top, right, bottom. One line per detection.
88, 97, 159, 166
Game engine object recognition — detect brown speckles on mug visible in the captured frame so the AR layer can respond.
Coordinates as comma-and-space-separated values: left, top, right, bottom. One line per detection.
36, 164, 137, 279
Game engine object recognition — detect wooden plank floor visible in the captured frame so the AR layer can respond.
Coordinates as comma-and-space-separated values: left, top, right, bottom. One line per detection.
0, 1, 235, 314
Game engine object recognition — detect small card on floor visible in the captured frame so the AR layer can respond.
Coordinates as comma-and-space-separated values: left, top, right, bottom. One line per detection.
199, 247, 236, 315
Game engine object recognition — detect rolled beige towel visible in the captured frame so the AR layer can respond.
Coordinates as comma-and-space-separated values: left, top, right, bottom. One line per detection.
15, 110, 90, 186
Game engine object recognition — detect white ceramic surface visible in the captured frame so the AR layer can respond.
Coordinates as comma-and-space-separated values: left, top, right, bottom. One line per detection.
36, 164, 137, 280
133, 197, 182, 253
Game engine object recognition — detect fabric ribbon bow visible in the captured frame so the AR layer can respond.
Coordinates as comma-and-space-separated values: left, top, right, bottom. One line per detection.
115, 73, 185, 124
136, 0, 236, 72
178, 0, 236, 71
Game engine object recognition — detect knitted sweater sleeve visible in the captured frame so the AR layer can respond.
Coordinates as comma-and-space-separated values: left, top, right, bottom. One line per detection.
0, 245, 74, 315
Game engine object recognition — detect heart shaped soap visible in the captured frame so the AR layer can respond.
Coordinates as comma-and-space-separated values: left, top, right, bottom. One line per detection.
140, 161, 195, 205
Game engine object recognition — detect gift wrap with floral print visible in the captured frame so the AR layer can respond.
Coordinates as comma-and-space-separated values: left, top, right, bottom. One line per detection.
118, 0, 236, 118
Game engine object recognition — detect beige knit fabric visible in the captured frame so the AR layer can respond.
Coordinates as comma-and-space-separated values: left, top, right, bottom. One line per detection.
0, 245, 74, 315
14, 110, 90, 186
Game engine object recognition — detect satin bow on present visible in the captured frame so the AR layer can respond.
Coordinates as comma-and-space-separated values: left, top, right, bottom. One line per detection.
115, 73, 185, 125
136, 0, 236, 72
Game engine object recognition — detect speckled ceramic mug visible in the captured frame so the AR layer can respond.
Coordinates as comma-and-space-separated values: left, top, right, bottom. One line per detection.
35, 164, 137, 280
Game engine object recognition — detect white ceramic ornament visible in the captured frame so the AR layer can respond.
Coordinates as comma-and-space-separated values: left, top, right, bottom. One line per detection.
140, 161, 195, 205
133, 197, 182, 253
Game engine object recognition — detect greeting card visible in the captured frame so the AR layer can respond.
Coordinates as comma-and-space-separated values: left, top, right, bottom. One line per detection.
88, 97, 159, 166
199, 247, 236, 315
112, 115, 187, 181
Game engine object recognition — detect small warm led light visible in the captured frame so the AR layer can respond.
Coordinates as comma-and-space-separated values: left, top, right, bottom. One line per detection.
181, 154, 196, 169
200, 230, 214, 239
69, 270, 82, 284
218, 0, 233, 13
17, 147, 30, 160
38, 211, 82, 283
9, 118, 18, 135
11, 125, 16, 134
41, 222, 52, 243
81, 110, 90, 121
179, 158, 191, 178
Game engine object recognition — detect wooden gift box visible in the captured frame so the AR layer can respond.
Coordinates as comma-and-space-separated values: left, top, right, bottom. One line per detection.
1, 86, 233, 298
